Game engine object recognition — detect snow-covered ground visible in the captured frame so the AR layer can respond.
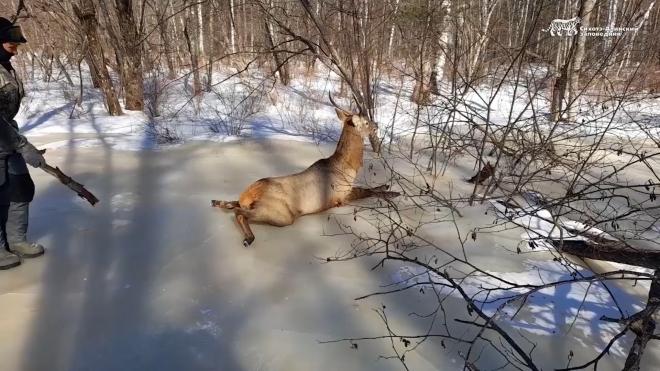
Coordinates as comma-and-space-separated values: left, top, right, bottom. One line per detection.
15, 65, 660, 153
1, 66, 659, 370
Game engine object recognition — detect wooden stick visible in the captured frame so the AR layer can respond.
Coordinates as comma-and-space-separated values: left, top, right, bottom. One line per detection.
40, 163, 99, 206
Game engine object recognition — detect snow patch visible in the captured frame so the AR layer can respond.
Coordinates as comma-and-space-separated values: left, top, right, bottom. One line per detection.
392, 260, 639, 356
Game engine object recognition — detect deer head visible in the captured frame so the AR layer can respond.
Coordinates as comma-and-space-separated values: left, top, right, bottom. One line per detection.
334, 107, 377, 138
329, 93, 381, 153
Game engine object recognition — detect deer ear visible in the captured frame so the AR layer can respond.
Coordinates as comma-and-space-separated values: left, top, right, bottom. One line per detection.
335, 108, 351, 122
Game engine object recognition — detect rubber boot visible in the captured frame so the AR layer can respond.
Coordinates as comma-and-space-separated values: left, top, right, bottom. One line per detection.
0, 249, 20, 270
9, 241, 44, 258
6, 202, 44, 258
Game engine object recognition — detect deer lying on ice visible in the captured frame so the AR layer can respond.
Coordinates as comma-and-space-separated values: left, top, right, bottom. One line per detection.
211, 98, 399, 247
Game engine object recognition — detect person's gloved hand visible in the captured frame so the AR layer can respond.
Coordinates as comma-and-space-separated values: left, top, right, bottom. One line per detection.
21, 144, 46, 168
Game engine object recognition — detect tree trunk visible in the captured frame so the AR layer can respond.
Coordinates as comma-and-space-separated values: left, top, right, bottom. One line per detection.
74, 0, 123, 116
411, 0, 433, 105
183, 15, 202, 98
229, 0, 237, 54
605, 0, 618, 51
113, 0, 144, 111
566, 0, 596, 122
197, 1, 205, 58
84, 54, 101, 88
55, 55, 75, 87
434, 0, 452, 91
551, 64, 568, 122
158, 0, 176, 79
264, 2, 290, 86
205, 2, 215, 91
616, 2, 655, 77
387, 0, 400, 58
622, 271, 660, 371
468, 0, 498, 81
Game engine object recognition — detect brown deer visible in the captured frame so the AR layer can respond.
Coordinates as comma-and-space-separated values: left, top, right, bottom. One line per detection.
211, 99, 399, 247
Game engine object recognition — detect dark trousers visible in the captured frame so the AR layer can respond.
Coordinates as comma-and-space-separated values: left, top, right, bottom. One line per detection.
0, 201, 29, 249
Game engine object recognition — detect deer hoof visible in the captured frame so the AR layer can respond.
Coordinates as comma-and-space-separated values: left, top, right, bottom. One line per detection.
243, 238, 254, 248
211, 200, 219, 207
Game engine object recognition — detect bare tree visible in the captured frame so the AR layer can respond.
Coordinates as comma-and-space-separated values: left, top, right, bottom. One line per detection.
108, 0, 145, 111
73, 0, 123, 115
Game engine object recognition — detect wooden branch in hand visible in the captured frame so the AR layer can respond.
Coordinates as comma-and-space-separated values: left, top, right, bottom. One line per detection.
40, 163, 99, 206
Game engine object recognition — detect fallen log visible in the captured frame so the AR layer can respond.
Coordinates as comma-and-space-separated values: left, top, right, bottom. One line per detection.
551, 239, 660, 270
552, 238, 660, 371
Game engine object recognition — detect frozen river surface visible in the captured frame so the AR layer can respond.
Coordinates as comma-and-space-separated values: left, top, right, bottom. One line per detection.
0, 136, 658, 371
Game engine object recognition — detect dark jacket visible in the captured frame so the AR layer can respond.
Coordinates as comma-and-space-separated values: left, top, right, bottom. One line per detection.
0, 63, 35, 203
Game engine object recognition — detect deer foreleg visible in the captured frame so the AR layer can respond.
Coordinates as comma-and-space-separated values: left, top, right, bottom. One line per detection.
346, 185, 400, 202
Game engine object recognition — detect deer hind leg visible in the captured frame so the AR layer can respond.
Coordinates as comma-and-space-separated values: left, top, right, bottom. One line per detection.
248, 202, 296, 227
346, 185, 400, 202
233, 203, 295, 247
234, 209, 256, 247
211, 200, 240, 209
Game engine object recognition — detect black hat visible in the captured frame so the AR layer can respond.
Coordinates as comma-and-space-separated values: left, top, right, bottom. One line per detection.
0, 17, 27, 44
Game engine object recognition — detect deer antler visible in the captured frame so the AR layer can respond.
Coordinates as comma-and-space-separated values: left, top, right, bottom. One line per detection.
328, 92, 352, 116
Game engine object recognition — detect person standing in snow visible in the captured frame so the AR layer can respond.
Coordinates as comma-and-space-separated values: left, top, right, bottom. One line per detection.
0, 17, 46, 270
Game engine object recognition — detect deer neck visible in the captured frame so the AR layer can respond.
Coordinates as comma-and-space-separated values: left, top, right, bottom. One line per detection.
330, 125, 364, 173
